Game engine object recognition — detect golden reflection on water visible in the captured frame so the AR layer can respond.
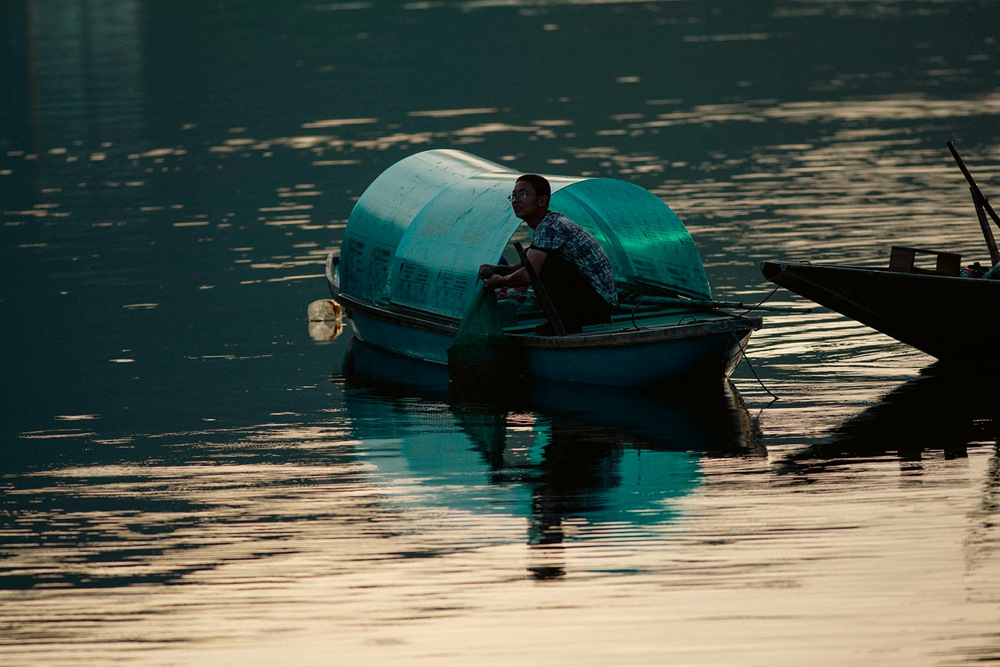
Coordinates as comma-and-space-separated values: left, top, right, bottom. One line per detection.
4, 440, 995, 667
4, 0, 1000, 664
10, 342, 999, 666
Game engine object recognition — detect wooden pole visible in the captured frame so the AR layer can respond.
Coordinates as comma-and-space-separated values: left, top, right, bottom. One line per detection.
947, 141, 1000, 265
972, 194, 1000, 266
513, 242, 566, 336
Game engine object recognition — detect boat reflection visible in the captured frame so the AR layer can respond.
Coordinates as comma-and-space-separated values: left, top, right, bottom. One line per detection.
339, 339, 763, 578
777, 365, 1000, 474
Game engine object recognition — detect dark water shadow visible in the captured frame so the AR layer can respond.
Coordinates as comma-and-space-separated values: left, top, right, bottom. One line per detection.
775, 364, 1000, 475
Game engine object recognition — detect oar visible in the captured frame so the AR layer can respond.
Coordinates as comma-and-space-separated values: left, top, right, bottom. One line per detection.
947, 141, 1000, 266
624, 295, 810, 314
512, 242, 566, 335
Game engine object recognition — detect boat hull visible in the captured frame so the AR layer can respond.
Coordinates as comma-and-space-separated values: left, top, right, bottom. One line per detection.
334, 288, 760, 387
337, 293, 458, 365
761, 259, 1000, 363
516, 318, 757, 385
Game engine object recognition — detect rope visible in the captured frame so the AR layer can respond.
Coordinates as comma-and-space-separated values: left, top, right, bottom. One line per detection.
624, 286, 783, 402
733, 329, 778, 401
730, 285, 781, 400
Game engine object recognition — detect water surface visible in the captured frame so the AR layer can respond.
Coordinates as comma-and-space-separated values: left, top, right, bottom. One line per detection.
2, 1, 999, 665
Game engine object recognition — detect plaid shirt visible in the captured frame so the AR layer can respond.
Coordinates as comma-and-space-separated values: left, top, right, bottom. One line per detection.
531, 211, 618, 305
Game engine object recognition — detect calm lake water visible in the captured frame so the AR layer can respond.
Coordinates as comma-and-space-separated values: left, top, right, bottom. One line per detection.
2, 0, 1000, 665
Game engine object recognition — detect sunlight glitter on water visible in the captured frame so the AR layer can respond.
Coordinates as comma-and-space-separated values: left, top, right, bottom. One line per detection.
6, 446, 993, 667
4, 0, 1000, 664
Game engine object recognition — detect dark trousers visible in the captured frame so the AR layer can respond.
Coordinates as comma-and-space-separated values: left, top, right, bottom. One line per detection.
539, 255, 613, 333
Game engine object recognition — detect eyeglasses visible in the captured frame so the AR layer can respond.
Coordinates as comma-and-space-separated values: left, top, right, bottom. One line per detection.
508, 192, 536, 201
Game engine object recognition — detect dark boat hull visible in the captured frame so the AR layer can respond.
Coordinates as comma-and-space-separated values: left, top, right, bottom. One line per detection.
334, 288, 760, 386
761, 260, 1000, 363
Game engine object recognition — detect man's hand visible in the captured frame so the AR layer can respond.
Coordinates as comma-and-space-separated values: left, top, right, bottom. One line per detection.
484, 273, 506, 289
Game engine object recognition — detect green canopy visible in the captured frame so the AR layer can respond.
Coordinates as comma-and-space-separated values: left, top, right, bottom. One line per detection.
339, 149, 711, 319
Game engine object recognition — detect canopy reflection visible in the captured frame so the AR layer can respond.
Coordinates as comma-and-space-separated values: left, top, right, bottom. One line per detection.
339, 339, 763, 577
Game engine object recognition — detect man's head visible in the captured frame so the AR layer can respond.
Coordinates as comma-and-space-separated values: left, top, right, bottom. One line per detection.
510, 174, 551, 225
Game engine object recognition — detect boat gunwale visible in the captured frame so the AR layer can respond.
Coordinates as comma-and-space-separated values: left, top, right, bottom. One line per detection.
763, 259, 1000, 288
509, 313, 761, 349
334, 287, 761, 350
333, 291, 459, 335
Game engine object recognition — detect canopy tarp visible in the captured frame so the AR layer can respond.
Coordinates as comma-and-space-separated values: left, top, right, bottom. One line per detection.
339, 149, 711, 319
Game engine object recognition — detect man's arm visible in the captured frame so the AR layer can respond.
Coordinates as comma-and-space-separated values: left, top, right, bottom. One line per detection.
478, 263, 518, 279
481, 248, 547, 289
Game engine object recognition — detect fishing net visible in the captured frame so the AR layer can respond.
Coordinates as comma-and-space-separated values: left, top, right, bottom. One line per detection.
447, 288, 519, 382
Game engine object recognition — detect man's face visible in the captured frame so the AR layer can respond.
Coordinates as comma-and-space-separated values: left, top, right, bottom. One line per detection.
510, 180, 546, 220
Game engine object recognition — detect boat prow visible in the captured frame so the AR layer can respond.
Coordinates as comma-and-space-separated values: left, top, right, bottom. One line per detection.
761, 254, 1000, 364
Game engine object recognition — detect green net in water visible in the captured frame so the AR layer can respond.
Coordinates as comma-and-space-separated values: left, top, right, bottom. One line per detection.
447, 288, 519, 382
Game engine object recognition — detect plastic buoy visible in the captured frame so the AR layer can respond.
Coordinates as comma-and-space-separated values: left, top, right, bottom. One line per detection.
307, 299, 344, 340
307, 299, 342, 322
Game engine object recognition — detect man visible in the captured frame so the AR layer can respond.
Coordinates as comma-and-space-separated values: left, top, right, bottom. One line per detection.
478, 174, 618, 335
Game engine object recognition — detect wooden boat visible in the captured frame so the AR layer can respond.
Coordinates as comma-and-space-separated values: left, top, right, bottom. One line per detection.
761, 142, 1000, 365
761, 253, 1000, 363
326, 149, 763, 386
